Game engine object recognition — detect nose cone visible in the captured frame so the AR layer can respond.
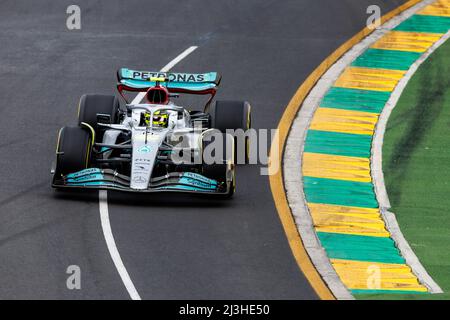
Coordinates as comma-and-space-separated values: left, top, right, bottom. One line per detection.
130, 130, 165, 190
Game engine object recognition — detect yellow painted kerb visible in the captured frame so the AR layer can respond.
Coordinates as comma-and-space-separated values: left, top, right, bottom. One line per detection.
268, 0, 422, 300
309, 107, 379, 136
334, 67, 406, 92
303, 152, 372, 183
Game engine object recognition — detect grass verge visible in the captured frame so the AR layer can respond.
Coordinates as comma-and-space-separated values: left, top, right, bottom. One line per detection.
358, 38, 450, 300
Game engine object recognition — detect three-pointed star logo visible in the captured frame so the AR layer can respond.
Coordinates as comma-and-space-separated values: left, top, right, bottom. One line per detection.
138, 145, 152, 153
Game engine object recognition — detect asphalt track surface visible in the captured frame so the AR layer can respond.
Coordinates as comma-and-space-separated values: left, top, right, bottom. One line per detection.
0, 0, 405, 299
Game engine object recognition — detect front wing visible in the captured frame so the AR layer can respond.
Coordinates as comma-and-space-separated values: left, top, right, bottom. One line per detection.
52, 168, 231, 194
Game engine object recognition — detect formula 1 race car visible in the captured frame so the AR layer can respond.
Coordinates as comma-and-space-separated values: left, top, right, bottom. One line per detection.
51, 68, 252, 198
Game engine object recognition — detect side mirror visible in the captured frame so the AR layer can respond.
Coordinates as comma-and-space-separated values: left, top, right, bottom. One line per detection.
97, 113, 111, 124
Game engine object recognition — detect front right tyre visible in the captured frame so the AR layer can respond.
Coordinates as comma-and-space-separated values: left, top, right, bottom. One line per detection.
54, 126, 92, 177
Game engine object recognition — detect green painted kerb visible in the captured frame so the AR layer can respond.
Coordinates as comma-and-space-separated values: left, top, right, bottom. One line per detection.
304, 130, 373, 158
303, 176, 378, 208
351, 48, 421, 71
320, 87, 391, 114
317, 232, 406, 264
394, 14, 450, 34
299, 7, 450, 299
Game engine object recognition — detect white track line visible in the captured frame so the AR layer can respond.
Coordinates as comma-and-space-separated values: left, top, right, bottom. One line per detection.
99, 45, 198, 300
99, 190, 141, 300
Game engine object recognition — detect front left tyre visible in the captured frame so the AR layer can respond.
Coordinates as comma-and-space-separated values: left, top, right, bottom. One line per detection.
201, 132, 235, 198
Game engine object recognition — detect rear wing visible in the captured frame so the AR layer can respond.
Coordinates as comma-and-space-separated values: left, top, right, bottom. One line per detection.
117, 68, 221, 103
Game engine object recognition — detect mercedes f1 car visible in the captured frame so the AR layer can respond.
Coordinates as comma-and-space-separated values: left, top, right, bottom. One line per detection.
51, 68, 252, 198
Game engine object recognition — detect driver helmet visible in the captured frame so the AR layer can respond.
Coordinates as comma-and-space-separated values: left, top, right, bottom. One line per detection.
142, 110, 169, 128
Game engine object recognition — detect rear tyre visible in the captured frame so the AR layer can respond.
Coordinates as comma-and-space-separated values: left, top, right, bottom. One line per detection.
55, 126, 92, 176
208, 100, 251, 164
77, 94, 119, 141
